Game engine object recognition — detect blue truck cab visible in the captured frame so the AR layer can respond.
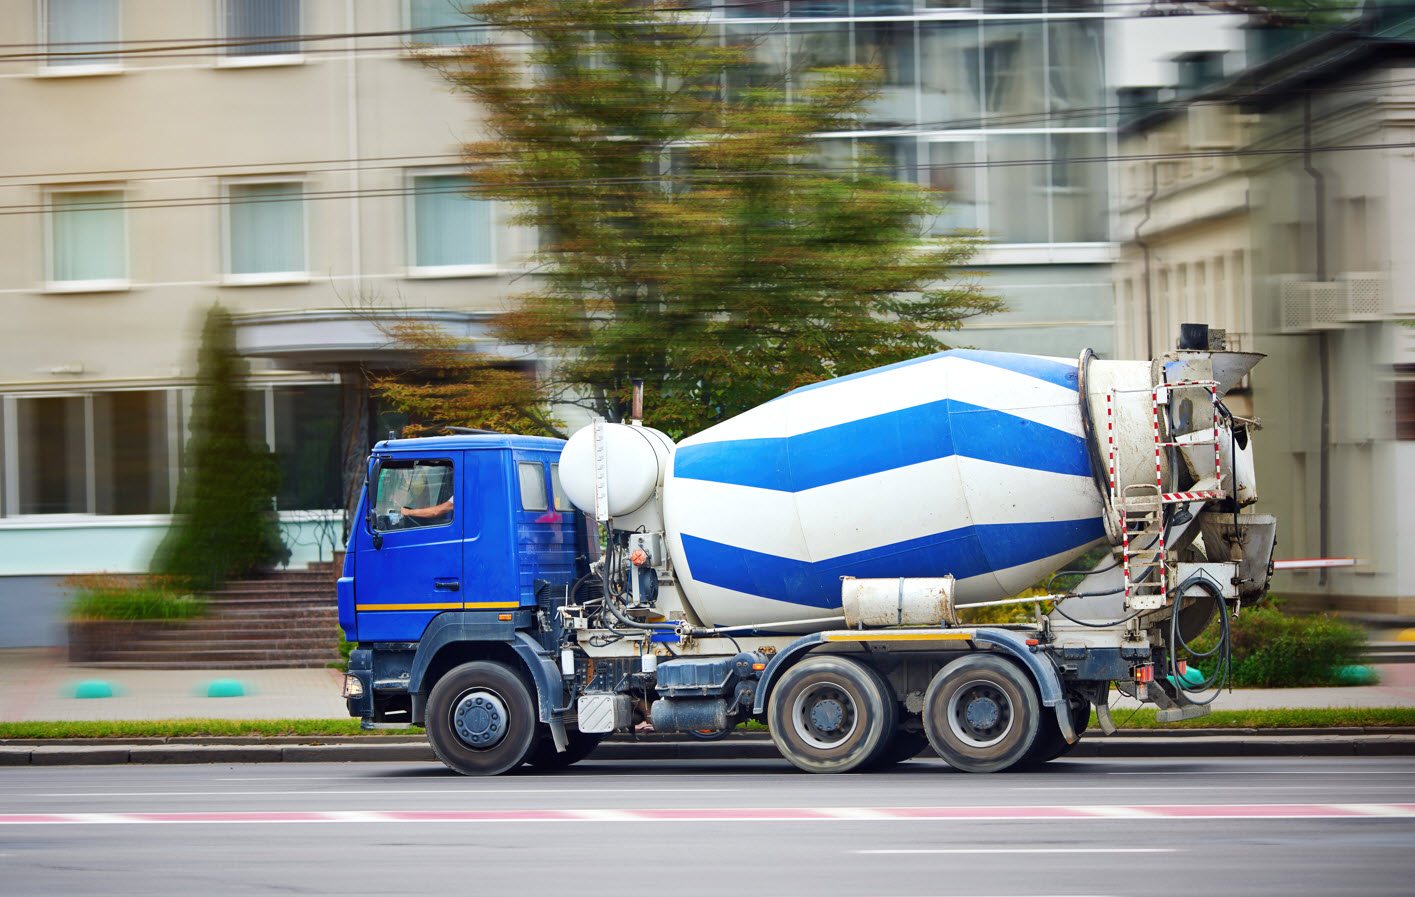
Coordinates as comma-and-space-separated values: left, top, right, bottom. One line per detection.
337, 433, 592, 771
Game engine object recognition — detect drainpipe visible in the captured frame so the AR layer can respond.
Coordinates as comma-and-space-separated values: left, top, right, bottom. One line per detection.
1303, 92, 1332, 587
1135, 161, 1159, 360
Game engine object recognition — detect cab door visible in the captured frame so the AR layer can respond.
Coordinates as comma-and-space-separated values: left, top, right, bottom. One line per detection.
355, 452, 463, 641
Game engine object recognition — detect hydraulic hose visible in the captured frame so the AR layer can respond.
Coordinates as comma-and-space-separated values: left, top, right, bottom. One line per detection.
1168, 573, 1231, 705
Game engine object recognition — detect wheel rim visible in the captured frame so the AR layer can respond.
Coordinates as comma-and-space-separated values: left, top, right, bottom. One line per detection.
450, 689, 510, 750
791, 682, 858, 750
946, 678, 1013, 749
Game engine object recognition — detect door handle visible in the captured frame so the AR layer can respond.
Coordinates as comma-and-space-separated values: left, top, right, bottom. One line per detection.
434, 579, 461, 592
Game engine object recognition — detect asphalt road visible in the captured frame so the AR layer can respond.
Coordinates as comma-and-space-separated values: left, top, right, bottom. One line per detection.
2, 755, 1413, 897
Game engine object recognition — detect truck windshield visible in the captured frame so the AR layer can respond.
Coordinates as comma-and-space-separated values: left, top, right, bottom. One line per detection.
370, 458, 454, 531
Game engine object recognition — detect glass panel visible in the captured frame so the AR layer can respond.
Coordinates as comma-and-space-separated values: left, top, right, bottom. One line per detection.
228, 182, 304, 275
725, 24, 788, 96
273, 385, 342, 511
94, 391, 170, 515
517, 462, 547, 512
1048, 20, 1105, 126
854, 20, 916, 128
986, 133, 1048, 243
47, 0, 120, 67
726, 0, 784, 17
550, 464, 573, 512
981, 20, 1045, 118
226, 0, 301, 57
412, 174, 493, 268
371, 458, 455, 530
859, 136, 918, 186
51, 191, 125, 282
919, 21, 980, 129
853, 1, 913, 12
17, 397, 87, 514
787, 0, 851, 15
409, 0, 485, 47
789, 21, 849, 96
926, 141, 978, 232
1049, 132, 1107, 242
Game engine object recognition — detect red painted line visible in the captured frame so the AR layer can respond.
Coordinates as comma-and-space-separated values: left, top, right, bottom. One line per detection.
1145, 804, 1365, 818
0, 814, 73, 824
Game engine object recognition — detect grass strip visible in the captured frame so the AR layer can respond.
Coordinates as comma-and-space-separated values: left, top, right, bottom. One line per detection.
1, 708, 1414, 740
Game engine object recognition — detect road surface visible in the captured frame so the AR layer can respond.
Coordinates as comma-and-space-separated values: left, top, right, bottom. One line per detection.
2, 755, 1412, 896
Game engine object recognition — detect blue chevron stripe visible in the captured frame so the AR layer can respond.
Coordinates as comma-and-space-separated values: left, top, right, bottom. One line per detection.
679, 517, 1106, 612
673, 399, 1090, 492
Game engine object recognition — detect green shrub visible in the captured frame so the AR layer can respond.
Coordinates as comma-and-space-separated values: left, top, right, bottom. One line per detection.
66, 574, 207, 621
1188, 605, 1367, 688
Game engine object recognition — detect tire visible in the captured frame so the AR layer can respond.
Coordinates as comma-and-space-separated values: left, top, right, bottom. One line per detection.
767, 655, 898, 774
522, 728, 604, 770
425, 661, 538, 776
870, 729, 931, 770
923, 654, 1041, 774
1023, 696, 1090, 767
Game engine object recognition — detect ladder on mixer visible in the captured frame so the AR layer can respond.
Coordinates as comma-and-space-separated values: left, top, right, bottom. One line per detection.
1106, 380, 1225, 611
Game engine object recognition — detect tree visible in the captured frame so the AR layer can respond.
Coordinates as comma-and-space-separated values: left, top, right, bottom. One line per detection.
368, 316, 562, 437
152, 305, 289, 590
431, 0, 1002, 438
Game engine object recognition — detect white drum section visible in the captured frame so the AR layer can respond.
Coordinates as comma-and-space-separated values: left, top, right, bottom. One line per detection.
662, 349, 1109, 629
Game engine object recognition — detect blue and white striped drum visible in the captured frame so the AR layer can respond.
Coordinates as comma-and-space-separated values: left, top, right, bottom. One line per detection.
663, 349, 1108, 629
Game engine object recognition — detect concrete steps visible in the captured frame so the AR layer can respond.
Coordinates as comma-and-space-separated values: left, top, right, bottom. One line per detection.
69, 567, 344, 669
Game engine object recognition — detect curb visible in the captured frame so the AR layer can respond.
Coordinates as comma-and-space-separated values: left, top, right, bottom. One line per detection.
1, 731, 1412, 767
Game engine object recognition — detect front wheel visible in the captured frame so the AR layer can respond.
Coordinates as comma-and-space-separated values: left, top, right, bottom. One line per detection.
923, 654, 1041, 774
426, 661, 537, 776
767, 655, 897, 774
523, 728, 604, 770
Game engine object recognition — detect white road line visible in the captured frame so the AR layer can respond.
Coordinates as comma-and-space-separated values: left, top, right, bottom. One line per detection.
32, 788, 737, 798
1109, 770, 1415, 776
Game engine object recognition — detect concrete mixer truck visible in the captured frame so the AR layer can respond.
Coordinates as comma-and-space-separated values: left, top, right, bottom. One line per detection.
337, 325, 1277, 776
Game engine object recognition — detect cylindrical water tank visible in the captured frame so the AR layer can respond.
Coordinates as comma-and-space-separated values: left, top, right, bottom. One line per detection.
560, 423, 674, 518
662, 349, 1110, 629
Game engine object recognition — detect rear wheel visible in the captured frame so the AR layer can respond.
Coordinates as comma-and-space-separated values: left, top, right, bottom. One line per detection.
768, 655, 898, 774
923, 654, 1041, 773
523, 728, 604, 770
426, 661, 537, 776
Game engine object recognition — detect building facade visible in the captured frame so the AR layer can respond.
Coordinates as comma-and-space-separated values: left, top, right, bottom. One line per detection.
1, 0, 1130, 645
1115, 9, 1415, 615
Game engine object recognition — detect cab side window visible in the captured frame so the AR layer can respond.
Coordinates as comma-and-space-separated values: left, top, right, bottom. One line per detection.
371, 458, 454, 531
517, 461, 547, 512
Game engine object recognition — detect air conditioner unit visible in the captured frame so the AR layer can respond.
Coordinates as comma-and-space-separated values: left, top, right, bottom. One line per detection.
1279, 279, 1349, 333
1338, 272, 1387, 321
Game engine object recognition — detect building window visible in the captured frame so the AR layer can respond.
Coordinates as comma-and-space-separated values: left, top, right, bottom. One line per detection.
16, 396, 88, 515
225, 181, 307, 283
407, 0, 485, 48
48, 189, 127, 290
94, 391, 171, 515
225, 0, 301, 61
986, 134, 1048, 244
1049, 133, 1107, 242
926, 140, 979, 232
982, 19, 1044, 117
272, 385, 342, 511
920, 21, 982, 129
408, 173, 494, 275
43, 0, 120, 71
854, 20, 916, 127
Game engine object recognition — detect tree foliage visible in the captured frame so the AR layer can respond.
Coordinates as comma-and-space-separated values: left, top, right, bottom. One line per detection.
152, 305, 289, 590
430, 0, 1002, 438
369, 316, 562, 437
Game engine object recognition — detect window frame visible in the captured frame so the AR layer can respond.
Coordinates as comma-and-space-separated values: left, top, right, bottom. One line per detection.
404, 168, 498, 279
404, 0, 488, 55
219, 0, 304, 68
38, 0, 123, 77
221, 177, 311, 286
43, 184, 130, 293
